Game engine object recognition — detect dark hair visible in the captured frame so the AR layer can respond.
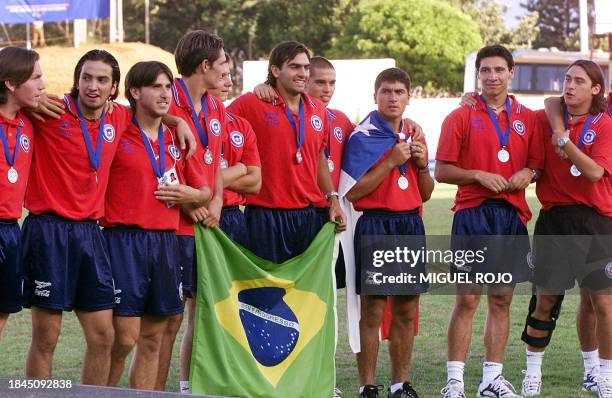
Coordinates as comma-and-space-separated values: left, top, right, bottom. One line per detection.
475, 44, 514, 71
70, 49, 120, 101
561, 59, 607, 115
374, 67, 411, 92
310, 56, 334, 75
0, 47, 40, 104
174, 30, 224, 77
266, 41, 311, 86
125, 61, 174, 111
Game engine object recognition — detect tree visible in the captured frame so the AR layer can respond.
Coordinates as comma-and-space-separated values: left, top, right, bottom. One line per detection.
457, 0, 509, 45
328, 0, 482, 91
522, 0, 580, 50
508, 11, 540, 48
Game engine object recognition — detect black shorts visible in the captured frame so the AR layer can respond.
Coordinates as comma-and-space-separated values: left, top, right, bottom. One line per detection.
532, 205, 612, 292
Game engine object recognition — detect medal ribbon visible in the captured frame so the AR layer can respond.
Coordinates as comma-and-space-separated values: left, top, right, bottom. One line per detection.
324, 110, 332, 159
73, 100, 105, 172
0, 123, 22, 168
481, 95, 511, 151
283, 99, 304, 155
133, 117, 165, 178
177, 78, 209, 148
563, 112, 593, 151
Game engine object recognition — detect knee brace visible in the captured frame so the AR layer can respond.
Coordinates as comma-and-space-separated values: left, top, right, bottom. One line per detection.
521, 294, 564, 348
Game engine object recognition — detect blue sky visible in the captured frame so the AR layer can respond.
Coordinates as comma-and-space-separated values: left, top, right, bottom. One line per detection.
504, 0, 527, 28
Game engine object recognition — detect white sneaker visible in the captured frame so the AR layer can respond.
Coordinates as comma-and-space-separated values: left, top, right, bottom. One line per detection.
333, 387, 342, 398
477, 375, 522, 398
520, 371, 541, 396
598, 377, 612, 398
583, 367, 600, 392
441, 379, 466, 398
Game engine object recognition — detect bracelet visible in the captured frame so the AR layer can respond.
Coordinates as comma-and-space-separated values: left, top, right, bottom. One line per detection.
325, 191, 339, 201
418, 167, 430, 174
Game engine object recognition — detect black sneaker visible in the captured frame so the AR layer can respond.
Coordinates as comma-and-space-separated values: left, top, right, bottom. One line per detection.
359, 384, 384, 398
387, 382, 419, 398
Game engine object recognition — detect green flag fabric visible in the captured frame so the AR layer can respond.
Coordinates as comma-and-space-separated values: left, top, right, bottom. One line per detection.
190, 222, 338, 398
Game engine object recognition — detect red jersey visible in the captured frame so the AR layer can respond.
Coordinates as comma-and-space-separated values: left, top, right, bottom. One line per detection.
0, 112, 33, 220
608, 92, 611, 117
353, 120, 427, 212
535, 110, 612, 217
222, 111, 261, 207
101, 122, 207, 230
169, 79, 225, 235
228, 91, 328, 209
25, 95, 131, 220
436, 96, 543, 225
313, 108, 354, 208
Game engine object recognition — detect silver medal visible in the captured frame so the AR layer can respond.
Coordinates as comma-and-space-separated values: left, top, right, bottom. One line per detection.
157, 175, 167, 188
204, 149, 213, 165
497, 148, 510, 163
220, 157, 228, 169
327, 158, 334, 172
295, 150, 303, 164
570, 164, 581, 177
7, 167, 18, 184
397, 175, 409, 190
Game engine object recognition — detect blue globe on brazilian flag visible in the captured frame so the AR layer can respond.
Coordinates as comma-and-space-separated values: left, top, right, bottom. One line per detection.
190, 223, 338, 397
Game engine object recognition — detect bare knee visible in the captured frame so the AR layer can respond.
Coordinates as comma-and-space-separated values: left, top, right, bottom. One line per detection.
165, 314, 183, 337
455, 295, 480, 316
360, 297, 386, 329
488, 294, 513, 312
86, 326, 115, 351
391, 296, 418, 326
32, 324, 61, 354
532, 295, 560, 318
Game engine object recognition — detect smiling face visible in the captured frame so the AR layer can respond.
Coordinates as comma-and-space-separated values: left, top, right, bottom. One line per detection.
13, 60, 44, 109
207, 62, 232, 102
130, 72, 172, 117
374, 80, 410, 121
77, 60, 118, 112
272, 52, 310, 96
563, 65, 601, 112
477, 56, 514, 98
306, 67, 335, 106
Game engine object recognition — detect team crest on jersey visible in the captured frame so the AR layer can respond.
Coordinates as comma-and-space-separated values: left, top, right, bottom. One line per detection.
513, 120, 525, 135
230, 131, 244, 148
168, 145, 181, 160
605, 262, 612, 279
103, 124, 115, 143
20, 134, 31, 152
333, 127, 343, 143
311, 115, 323, 132
582, 130, 596, 145
209, 119, 222, 136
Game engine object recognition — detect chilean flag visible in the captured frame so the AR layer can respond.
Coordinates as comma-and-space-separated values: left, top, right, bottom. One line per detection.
338, 111, 418, 353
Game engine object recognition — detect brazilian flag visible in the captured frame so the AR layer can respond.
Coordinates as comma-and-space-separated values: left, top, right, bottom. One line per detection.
191, 222, 338, 398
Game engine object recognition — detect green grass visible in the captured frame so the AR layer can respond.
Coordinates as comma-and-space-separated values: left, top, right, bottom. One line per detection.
1, 187, 593, 397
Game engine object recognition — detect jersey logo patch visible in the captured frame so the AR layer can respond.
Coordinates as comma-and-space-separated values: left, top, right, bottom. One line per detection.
606, 262, 612, 279
582, 130, 596, 145
333, 127, 343, 143
230, 131, 244, 148
168, 144, 181, 160
20, 134, 31, 152
513, 120, 525, 135
471, 118, 484, 131
209, 118, 222, 136
311, 115, 323, 132
103, 124, 115, 143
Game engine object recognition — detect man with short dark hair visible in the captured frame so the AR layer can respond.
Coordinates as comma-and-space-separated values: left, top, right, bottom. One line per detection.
0, 46, 44, 339
103, 61, 210, 391
343, 67, 433, 398
228, 41, 346, 264
436, 44, 542, 398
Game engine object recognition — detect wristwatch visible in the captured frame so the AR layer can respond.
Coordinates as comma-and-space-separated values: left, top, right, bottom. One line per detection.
325, 191, 339, 201
557, 136, 570, 147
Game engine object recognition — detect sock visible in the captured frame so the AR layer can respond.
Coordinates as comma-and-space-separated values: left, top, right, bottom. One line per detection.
390, 382, 403, 393
179, 380, 189, 394
447, 361, 465, 384
359, 385, 365, 394
482, 362, 503, 385
525, 350, 544, 376
583, 349, 600, 376
601, 358, 612, 380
